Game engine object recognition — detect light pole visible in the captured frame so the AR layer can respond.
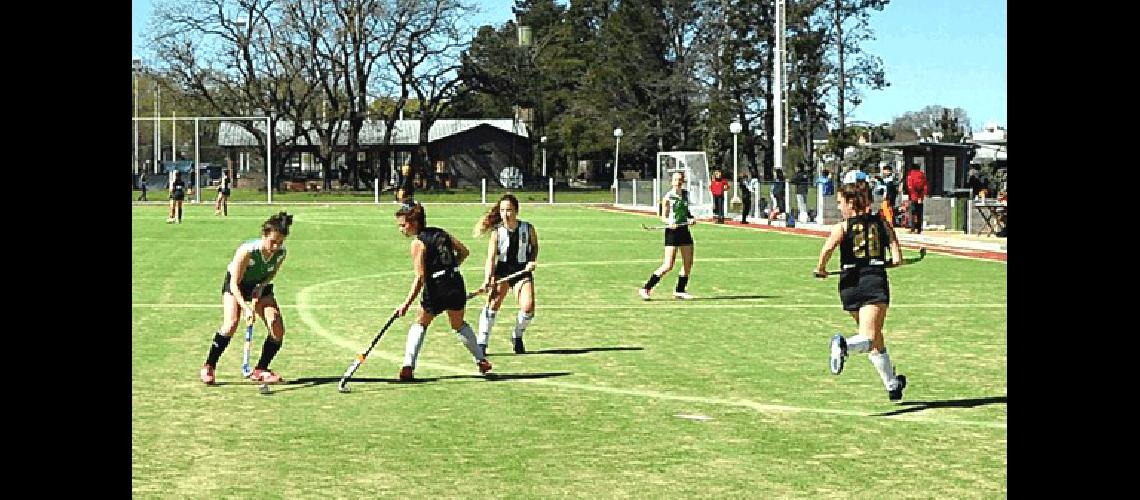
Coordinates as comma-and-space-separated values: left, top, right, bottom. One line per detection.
540, 136, 547, 177
153, 82, 160, 175
133, 58, 142, 176
730, 121, 742, 205
612, 128, 623, 203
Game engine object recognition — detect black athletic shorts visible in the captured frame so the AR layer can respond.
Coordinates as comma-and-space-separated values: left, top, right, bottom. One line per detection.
422, 274, 467, 315
838, 268, 890, 311
171, 192, 185, 201
494, 261, 534, 287
664, 225, 694, 246
222, 272, 274, 300
220, 188, 231, 196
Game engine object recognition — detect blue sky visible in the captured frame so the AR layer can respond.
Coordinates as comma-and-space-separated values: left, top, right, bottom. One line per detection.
134, 0, 1005, 129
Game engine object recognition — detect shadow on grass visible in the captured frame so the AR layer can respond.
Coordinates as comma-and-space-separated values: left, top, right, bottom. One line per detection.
235, 371, 574, 394
873, 396, 1007, 417
685, 295, 779, 301
488, 346, 644, 356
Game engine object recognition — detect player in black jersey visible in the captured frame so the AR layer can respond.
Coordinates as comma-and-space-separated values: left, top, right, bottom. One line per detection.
167, 170, 186, 223
814, 182, 908, 401
394, 201, 492, 380
215, 165, 232, 216
473, 194, 540, 355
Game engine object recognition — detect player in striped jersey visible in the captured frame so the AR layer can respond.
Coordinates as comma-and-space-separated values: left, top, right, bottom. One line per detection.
815, 183, 908, 401
473, 194, 539, 355
200, 212, 293, 385
639, 171, 697, 300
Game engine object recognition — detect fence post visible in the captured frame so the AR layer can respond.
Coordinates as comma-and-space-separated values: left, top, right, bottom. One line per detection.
632, 179, 638, 206
548, 177, 554, 204
374, 175, 379, 204
653, 177, 659, 212
481, 178, 486, 205
194, 118, 200, 204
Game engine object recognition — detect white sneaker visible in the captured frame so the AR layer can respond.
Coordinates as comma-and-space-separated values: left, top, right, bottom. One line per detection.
166, 218, 175, 223
672, 291, 695, 300
638, 288, 652, 301
829, 334, 847, 375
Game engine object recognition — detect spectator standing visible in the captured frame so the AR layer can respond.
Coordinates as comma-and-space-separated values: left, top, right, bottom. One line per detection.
905, 166, 928, 234
738, 172, 755, 224
709, 169, 730, 224
794, 167, 810, 222
817, 169, 835, 196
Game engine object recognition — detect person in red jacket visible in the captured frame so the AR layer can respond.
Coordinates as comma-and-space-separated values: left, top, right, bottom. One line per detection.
709, 169, 731, 223
905, 167, 928, 234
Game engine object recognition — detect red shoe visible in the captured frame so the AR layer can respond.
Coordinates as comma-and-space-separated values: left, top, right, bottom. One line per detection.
478, 359, 493, 375
399, 366, 415, 381
249, 368, 283, 383
200, 364, 216, 385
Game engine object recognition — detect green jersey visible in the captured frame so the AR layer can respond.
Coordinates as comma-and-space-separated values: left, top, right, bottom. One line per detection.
234, 239, 287, 284
663, 190, 689, 225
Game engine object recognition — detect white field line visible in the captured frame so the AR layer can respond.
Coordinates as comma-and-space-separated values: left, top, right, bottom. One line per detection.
267, 274, 1007, 430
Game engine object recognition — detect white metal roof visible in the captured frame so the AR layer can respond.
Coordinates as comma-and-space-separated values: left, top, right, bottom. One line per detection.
218, 119, 529, 147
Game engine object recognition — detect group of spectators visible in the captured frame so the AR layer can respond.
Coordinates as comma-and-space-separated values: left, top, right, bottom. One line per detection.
708, 162, 932, 234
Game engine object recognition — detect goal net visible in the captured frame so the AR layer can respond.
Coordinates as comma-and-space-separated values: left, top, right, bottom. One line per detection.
656, 151, 712, 218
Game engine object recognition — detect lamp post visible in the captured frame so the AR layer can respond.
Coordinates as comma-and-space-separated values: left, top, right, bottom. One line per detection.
133, 58, 142, 176
540, 136, 547, 177
153, 82, 160, 175
730, 121, 742, 205
612, 128, 623, 203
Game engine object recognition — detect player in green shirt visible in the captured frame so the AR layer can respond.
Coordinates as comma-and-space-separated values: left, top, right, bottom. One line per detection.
200, 212, 293, 385
639, 170, 698, 300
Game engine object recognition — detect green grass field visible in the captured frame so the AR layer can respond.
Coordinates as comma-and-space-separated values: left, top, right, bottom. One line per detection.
132, 203, 1006, 497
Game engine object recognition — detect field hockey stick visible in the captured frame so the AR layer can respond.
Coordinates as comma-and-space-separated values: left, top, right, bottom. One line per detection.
466, 268, 532, 300
337, 312, 400, 393
813, 247, 928, 278
241, 302, 258, 377
241, 321, 254, 378
641, 221, 695, 230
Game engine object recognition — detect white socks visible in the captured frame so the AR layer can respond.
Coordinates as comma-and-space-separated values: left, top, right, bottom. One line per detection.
846, 334, 872, 354
513, 311, 534, 339
477, 305, 497, 345
403, 324, 426, 368
869, 349, 900, 391
455, 323, 484, 361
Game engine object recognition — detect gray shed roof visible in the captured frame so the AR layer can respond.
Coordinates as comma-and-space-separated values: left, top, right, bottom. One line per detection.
218, 119, 529, 147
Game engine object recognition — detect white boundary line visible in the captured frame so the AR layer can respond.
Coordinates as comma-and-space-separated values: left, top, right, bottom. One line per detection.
259, 272, 1006, 430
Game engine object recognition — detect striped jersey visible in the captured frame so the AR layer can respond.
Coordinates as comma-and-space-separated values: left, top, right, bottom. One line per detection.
662, 190, 689, 225
495, 221, 534, 264
234, 239, 287, 284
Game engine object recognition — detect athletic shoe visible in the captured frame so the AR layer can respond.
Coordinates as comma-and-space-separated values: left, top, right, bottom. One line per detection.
399, 366, 414, 381
638, 288, 652, 301
215, 210, 221, 216
478, 359, 493, 375
829, 334, 848, 375
672, 291, 695, 300
166, 218, 175, 223
512, 337, 526, 354
478, 344, 488, 358
888, 374, 907, 402
200, 364, 216, 385
249, 368, 283, 383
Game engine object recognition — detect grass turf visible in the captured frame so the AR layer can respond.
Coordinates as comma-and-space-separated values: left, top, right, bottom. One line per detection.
132, 203, 1006, 497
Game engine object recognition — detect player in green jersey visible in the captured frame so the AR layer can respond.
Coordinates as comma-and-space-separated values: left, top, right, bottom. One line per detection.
200, 212, 293, 385
639, 171, 698, 300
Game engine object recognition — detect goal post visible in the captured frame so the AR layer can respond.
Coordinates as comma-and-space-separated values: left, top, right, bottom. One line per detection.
656, 151, 712, 218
